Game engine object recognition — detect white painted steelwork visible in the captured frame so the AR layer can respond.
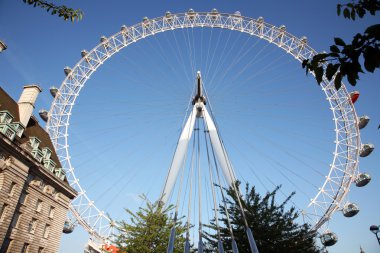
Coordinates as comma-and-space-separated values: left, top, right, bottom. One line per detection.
46, 11, 361, 242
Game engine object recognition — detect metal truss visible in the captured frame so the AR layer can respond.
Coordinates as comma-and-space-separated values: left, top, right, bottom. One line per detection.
46, 11, 361, 242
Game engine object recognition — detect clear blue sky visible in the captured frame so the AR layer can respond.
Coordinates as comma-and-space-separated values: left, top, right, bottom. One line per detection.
0, 0, 379, 252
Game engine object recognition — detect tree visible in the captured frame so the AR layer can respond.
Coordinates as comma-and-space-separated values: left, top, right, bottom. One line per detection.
113, 196, 187, 253
22, 0, 83, 22
204, 182, 320, 253
302, 0, 379, 90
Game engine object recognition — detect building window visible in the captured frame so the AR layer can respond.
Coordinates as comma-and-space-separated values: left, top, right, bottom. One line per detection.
35, 199, 43, 212
43, 224, 50, 239
28, 218, 37, 234
29, 137, 41, 150
10, 212, 21, 228
0, 203, 8, 222
48, 206, 55, 218
38, 247, 44, 253
19, 192, 28, 205
8, 182, 16, 196
21, 243, 29, 253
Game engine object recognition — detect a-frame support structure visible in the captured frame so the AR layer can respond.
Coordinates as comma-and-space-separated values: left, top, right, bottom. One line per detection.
161, 71, 237, 204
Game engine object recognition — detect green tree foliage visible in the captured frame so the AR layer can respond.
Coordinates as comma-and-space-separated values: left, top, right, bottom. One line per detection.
22, 0, 83, 22
204, 182, 320, 253
114, 196, 186, 253
303, 0, 379, 90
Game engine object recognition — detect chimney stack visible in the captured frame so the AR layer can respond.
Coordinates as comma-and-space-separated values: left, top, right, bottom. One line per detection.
18, 85, 42, 127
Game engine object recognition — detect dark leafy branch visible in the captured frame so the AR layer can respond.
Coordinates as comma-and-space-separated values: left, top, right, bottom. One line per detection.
22, 0, 83, 22
337, 0, 380, 20
303, 0, 380, 90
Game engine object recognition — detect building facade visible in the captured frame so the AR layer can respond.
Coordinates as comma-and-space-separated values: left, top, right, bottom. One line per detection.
0, 85, 77, 253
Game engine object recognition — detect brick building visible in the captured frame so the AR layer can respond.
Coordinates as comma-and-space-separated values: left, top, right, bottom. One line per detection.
0, 85, 77, 253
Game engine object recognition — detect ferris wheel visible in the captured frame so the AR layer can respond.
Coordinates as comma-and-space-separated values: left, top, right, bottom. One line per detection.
45, 10, 375, 250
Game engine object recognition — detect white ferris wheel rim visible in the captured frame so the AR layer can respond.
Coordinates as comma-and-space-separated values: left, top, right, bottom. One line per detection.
46, 11, 361, 242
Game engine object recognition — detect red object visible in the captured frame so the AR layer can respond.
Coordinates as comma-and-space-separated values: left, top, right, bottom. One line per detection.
102, 244, 120, 253
350, 91, 360, 104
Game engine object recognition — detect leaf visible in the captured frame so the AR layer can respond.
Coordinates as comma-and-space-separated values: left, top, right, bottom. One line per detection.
326, 63, 340, 81
363, 46, 378, 72
350, 8, 356, 20
337, 4, 342, 16
334, 72, 342, 90
330, 45, 340, 53
302, 59, 309, 69
334, 37, 346, 46
357, 7, 366, 18
343, 8, 350, 18
365, 24, 380, 40
315, 66, 324, 84
347, 72, 357, 86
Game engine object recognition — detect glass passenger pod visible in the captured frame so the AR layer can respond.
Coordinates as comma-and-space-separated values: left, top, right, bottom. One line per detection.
39, 109, 48, 122
360, 143, 375, 157
80, 50, 91, 63
279, 25, 286, 31
49, 86, 58, 98
165, 11, 173, 23
187, 9, 195, 21
210, 8, 219, 21
256, 17, 264, 32
142, 17, 150, 28
63, 220, 74, 234
80, 50, 88, 58
300, 36, 308, 45
358, 115, 370, 129
120, 25, 128, 34
100, 36, 110, 49
342, 203, 360, 217
350, 91, 360, 104
63, 66, 72, 76
232, 11, 242, 26
320, 231, 338, 247
355, 173, 371, 187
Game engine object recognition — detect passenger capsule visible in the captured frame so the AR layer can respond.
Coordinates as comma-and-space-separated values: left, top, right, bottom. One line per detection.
257, 16, 264, 23
63, 220, 74, 234
39, 109, 48, 122
64, 66, 72, 76
360, 143, 375, 157
355, 173, 371, 187
187, 9, 195, 20
232, 11, 242, 25
279, 25, 286, 31
165, 11, 173, 23
300, 36, 308, 44
49, 86, 58, 98
342, 203, 360, 217
350, 91, 360, 104
100, 36, 108, 43
358, 115, 370, 129
120, 25, 128, 33
320, 231, 338, 247
211, 8, 218, 13
211, 8, 219, 18
81, 50, 88, 58
142, 17, 150, 27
